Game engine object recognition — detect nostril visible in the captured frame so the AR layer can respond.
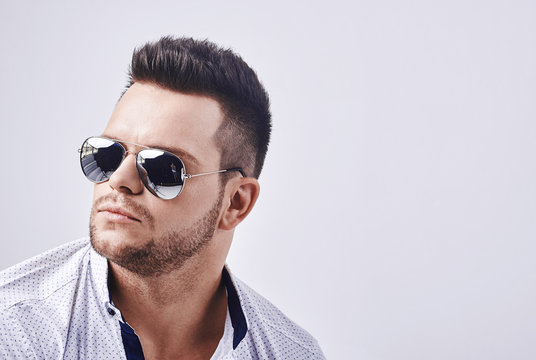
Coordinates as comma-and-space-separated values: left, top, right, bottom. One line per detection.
106, 155, 144, 195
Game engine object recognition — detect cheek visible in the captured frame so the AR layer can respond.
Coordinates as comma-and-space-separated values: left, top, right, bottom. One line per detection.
178, 188, 212, 212
149, 201, 183, 221
150, 192, 213, 228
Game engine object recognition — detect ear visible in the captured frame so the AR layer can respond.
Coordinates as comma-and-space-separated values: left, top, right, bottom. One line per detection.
219, 177, 260, 230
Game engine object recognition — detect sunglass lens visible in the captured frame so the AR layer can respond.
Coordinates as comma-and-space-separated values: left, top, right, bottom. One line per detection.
137, 149, 185, 200
80, 137, 125, 183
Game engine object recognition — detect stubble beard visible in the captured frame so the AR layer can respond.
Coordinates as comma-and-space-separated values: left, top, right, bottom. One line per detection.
89, 190, 223, 277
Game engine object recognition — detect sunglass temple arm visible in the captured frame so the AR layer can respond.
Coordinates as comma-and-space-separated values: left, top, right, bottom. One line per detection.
184, 167, 245, 179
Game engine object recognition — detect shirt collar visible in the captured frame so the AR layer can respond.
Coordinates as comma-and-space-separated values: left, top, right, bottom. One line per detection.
89, 246, 111, 309
222, 265, 248, 349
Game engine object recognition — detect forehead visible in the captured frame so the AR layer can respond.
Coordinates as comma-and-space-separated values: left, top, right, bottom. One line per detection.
103, 82, 223, 168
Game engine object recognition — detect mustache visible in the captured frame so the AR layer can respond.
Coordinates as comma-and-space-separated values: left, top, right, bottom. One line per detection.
93, 193, 154, 225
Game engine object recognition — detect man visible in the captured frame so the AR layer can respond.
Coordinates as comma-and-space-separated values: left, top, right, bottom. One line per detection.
0, 37, 325, 359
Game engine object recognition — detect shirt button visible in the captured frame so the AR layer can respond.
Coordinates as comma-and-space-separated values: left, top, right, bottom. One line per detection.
107, 308, 116, 316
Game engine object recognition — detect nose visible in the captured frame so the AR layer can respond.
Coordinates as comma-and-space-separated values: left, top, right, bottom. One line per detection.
107, 153, 144, 196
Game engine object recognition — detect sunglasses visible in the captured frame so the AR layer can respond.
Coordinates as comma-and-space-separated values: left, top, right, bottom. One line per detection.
79, 136, 245, 200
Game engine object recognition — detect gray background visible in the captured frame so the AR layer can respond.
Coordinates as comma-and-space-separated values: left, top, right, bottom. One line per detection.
1, 1, 535, 359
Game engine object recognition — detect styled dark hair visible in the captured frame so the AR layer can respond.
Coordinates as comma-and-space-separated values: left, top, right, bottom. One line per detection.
126, 36, 271, 179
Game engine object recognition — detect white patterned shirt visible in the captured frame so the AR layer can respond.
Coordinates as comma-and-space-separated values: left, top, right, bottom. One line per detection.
0, 238, 325, 359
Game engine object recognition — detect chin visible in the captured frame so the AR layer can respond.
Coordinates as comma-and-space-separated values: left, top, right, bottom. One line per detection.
90, 226, 116, 258
90, 223, 137, 259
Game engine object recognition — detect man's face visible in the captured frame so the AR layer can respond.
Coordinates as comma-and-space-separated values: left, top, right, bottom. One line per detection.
89, 82, 226, 276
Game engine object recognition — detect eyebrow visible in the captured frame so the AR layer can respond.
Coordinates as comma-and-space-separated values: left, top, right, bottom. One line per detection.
100, 134, 200, 166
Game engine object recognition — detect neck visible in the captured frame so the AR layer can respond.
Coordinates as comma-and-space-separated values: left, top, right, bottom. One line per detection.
108, 247, 230, 359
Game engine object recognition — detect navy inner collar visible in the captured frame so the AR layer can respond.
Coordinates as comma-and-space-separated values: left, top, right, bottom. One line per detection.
222, 266, 248, 349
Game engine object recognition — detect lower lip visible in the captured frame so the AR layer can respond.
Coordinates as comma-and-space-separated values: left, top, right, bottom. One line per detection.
100, 211, 139, 223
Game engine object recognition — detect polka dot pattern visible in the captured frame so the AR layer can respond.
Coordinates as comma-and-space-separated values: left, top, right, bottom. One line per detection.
0, 239, 325, 359
0, 239, 125, 359
228, 273, 325, 359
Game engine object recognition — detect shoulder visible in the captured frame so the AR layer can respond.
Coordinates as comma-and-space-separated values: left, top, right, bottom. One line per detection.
232, 275, 326, 359
0, 238, 92, 310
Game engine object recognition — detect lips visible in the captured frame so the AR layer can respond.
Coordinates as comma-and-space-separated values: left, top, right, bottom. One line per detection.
98, 205, 141, 222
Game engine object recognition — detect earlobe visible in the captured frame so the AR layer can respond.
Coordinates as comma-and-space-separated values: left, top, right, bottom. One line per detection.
219, 178, 260, 230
